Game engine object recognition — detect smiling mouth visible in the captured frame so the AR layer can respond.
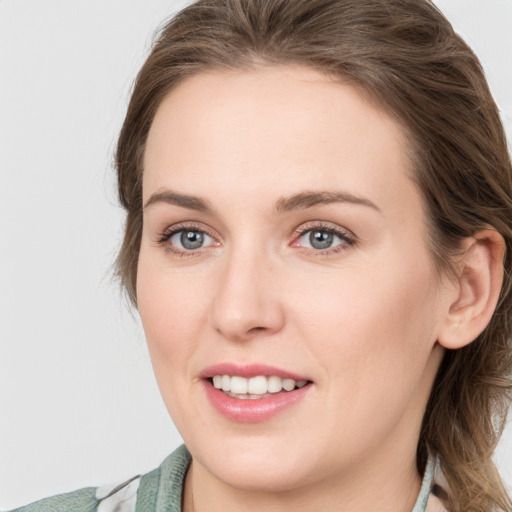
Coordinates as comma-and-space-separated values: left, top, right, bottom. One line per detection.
210, 375, 311, 399
202, 366, 313, 422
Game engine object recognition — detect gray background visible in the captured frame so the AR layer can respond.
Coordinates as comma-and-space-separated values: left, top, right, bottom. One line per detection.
1, 1, 511, 508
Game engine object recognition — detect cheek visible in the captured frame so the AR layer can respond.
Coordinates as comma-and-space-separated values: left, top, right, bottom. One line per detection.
137, 243, 211, 332
136, 249, 211, 399
295, 251, 440, 392
288, 254, 442, 458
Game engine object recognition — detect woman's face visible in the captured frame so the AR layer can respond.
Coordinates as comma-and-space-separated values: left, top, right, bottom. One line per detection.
138, 66, 450, 492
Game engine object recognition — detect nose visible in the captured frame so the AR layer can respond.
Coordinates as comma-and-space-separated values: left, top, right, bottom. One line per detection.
210, 246, 285, 342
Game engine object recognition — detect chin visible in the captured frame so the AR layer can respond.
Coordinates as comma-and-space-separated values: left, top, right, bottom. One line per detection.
205, 454, 313, 492
186, 431, 323, 492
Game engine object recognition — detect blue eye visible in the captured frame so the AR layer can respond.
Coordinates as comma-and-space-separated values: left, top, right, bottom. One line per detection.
169, 229, 213, 250
297, 228, 353, 251
305, 230, 336, 249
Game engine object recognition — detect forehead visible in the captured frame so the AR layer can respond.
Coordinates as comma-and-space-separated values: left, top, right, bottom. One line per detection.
143, 65, 418, 218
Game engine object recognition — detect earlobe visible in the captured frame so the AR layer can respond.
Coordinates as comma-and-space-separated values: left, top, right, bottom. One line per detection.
437, 229, 505, 350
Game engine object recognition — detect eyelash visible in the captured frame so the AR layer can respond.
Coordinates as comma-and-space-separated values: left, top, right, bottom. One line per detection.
156, 221, 357, 257
291, 222, 357, 255
157, 222, 214, 257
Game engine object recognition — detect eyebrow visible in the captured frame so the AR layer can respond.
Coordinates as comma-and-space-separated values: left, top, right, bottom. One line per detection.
143, 189, 380, 214
275, 190, 380, 213
144, 190, 212, 212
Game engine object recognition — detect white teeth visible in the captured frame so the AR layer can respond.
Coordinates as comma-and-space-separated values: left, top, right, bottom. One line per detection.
248, 376, 267, 394
230, 376, 248, 394
211, 375, 308, 396
267, 375, 283, 393
221, 374, 231, 391
225, 392, 266, 400
282, 378, 295, 391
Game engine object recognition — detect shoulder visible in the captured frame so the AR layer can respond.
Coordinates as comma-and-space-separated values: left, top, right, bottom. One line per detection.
6, 477, 141, 512
6, 445, 191, 512
6, 486, 100, 512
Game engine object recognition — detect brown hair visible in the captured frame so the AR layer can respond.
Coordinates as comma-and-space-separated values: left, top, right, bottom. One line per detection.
115, 1, 512, 510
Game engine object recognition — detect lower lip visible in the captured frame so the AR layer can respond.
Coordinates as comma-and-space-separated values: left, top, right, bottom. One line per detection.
203, 381, 311, 423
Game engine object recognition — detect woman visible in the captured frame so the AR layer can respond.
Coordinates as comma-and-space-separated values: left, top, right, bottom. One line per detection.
9, 0, 511, 511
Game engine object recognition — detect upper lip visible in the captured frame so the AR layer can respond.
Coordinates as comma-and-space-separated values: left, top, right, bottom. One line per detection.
200, 363, 311, 382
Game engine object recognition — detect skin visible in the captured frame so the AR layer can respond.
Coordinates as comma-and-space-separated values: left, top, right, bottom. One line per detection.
137, 65, 460, 512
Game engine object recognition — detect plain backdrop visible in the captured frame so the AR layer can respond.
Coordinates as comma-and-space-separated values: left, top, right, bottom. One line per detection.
1, 0, 511, 508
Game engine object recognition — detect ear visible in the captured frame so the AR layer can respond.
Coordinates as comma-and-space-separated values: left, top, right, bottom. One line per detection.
437, 229, 505, 350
